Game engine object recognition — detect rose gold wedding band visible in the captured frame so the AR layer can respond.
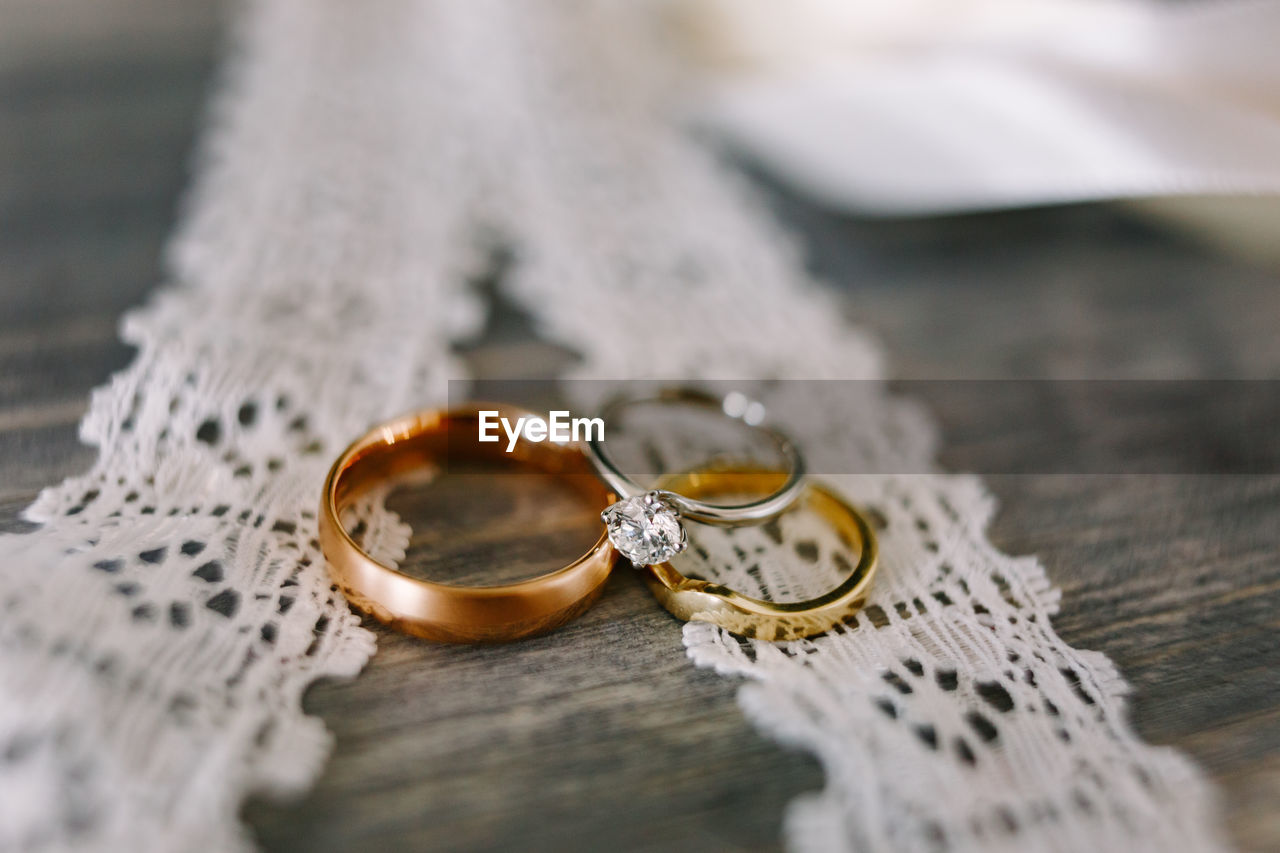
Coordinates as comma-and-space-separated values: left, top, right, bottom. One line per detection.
319, 404, 618, 643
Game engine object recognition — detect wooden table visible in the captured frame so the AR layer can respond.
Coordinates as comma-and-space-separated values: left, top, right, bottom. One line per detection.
2, 4, 1276, 851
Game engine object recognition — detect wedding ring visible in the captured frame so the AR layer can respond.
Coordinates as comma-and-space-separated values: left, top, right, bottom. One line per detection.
643, 467, 878, 641
584, 388, 806, 567
319, 405, 618, 642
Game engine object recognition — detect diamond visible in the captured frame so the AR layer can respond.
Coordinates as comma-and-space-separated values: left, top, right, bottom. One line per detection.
601, 491, 687, 567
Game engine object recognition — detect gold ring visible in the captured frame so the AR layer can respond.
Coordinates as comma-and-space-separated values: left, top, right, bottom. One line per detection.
319, 405, 618, 642
643, 468, 878, 641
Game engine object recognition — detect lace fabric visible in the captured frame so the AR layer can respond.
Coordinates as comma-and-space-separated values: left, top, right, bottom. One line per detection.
0, 1, 1227, 851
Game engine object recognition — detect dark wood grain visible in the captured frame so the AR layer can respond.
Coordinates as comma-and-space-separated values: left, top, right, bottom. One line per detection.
1, 4, 1277, 852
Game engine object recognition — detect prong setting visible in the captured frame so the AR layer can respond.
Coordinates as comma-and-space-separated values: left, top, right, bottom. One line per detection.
601, 490, 687, 567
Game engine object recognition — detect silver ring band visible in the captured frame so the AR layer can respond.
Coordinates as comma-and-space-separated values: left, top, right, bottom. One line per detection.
584, 387, 806, 526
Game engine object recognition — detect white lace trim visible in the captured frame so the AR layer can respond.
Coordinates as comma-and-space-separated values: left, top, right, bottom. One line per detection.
0, 1, 1228, 851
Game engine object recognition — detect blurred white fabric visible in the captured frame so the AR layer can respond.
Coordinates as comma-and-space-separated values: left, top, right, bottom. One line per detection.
677, 0, 1280, 214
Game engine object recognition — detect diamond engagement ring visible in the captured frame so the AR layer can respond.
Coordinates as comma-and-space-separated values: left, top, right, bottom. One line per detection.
585, 388, 807, 567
